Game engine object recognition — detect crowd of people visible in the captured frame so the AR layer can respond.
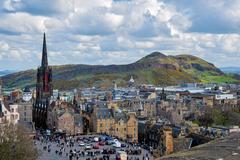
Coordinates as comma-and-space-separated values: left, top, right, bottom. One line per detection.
34, 132, 152, 160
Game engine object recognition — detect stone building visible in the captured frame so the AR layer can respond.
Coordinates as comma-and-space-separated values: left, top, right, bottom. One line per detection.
119, 98, 141, 113
0, 99, 19, 125
114, 112, 138, 142
213, 94, 238, 107
164, 127, 174, 155
148, 124, 173, 157
91, 107, 138, 142
138, 120, 173, 158
142, 99, 157, 117
57, 111, 75, 134
18, 87, 33, 123
18, 101, 32, 123
10, 90, 22, 102
191, 93, 215, 107
47, 100, 75, 134
91, 107, 115, 135
47, 100, 84, 135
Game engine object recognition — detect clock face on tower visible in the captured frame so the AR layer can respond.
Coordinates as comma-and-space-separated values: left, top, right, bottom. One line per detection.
23, 92, 32, 102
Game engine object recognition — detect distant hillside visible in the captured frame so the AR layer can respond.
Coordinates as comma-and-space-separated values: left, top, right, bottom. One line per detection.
0, 70, 16, 77
220, 67, 240, 74
1, 52, 239, 90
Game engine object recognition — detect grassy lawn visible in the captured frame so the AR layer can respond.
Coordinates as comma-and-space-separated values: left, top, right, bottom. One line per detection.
200, 71, 238, 83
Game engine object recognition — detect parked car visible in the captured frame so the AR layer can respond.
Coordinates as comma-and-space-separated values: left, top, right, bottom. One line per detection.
93, 144, 100, 149
121, 143, 126, 147
76, 137, 83, 141
106, 140, 114, 145
85, 144, 92, 150
79, 142, 85, 146
99, 141, 105, 146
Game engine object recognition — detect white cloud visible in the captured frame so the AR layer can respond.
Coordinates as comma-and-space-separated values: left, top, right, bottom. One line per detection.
220, 34, 240, 57
0, 0, 240, 69
0, 12, 48, 33
0, 41, 9, 51
75, 43, 101, 52
135, 41, 155, 49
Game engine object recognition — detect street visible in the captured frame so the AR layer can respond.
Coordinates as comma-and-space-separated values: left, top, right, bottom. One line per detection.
35, 134, 154, 160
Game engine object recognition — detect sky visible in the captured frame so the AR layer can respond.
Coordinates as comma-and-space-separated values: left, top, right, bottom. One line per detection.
0, 0, 240, 70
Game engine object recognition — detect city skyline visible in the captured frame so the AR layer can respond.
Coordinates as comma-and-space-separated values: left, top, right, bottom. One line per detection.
0, 0, 240, 70
1, 1, 240, 160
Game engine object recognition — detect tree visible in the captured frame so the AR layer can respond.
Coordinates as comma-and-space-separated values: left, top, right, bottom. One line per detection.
198, 108, 214, 127
226, 111, 240, 125
0, 124, 38, 160
212, 108, 228, 125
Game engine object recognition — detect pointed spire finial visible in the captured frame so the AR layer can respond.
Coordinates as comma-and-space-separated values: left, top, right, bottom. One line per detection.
41, 33, 48, 68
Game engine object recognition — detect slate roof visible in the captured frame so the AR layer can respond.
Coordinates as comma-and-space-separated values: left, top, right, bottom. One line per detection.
57, 109, 74, 117
96, 108, 113, 119
114, 111, 128, 122
23, 86, 31, 93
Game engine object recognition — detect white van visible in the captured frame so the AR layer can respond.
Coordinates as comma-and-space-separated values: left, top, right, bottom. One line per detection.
113, 141, 121, 148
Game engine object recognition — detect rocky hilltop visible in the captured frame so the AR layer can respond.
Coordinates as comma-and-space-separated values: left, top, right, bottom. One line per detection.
1, 52, 238, 90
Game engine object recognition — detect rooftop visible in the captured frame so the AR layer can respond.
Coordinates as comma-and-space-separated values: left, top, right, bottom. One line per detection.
161, 132, 240, 160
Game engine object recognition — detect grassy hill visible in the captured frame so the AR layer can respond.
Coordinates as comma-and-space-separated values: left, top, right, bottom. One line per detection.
1, 52, 239, 90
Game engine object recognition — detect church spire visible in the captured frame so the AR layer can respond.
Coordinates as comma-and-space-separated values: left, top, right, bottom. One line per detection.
34, 32, 53, 129
41, 33, 48, 68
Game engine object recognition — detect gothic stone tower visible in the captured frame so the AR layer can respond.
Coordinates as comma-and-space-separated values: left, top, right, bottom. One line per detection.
33, 33, 53, 129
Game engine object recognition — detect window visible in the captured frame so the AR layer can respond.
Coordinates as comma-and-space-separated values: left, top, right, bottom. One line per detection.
24, 106, 27, 110
24, 112, 26, 117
